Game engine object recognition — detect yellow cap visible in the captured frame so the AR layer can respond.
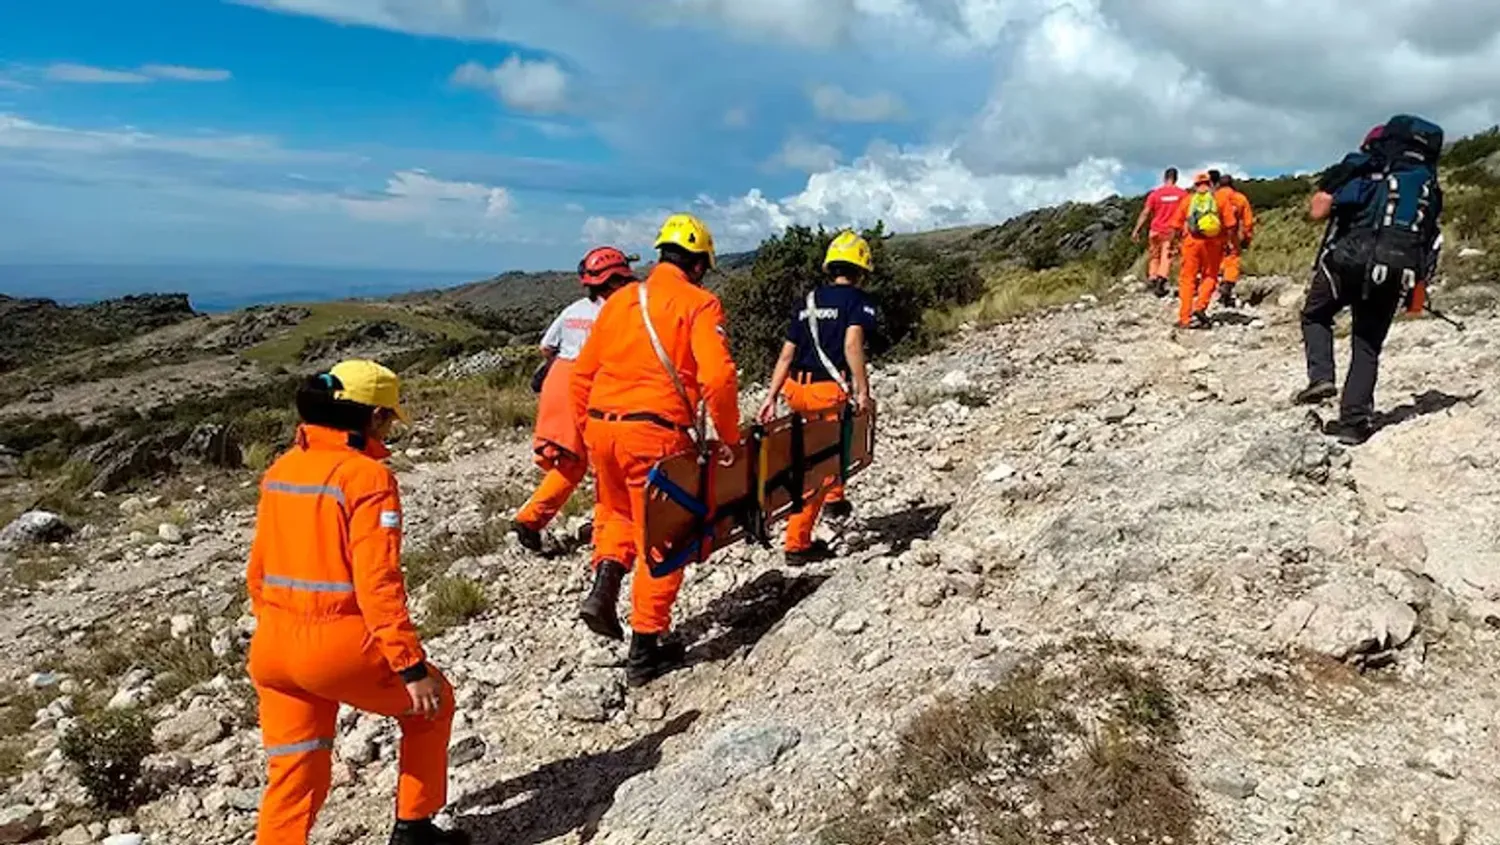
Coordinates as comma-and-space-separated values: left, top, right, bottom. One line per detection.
823, 230, 874, 272
328, 359, 409, 423
654, 213, 717, 268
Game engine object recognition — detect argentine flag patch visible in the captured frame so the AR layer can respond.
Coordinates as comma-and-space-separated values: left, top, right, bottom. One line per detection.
380, 510, 402, 530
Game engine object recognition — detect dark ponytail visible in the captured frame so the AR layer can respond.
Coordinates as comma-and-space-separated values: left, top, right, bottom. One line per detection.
295, 372, 375, 432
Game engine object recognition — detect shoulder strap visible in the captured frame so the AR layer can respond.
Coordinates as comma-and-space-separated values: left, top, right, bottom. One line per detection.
805, 289, 850, 395
638, 281, 706, 445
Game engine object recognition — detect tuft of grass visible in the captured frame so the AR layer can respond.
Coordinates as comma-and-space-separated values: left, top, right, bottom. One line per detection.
820, 639, 1195, 845
419, 576, 490, 638
0, 740, 23, 780
7, 547, 83, 590
479, 483, 528, 518
0, 684, 46, 739
242, 441, 278, 472
925, 261, 1114, 334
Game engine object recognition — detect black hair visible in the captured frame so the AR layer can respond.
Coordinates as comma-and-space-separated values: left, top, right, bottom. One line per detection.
659, 244, 710, 274
586, 275, 629, 302
1164, 167, 1179, 182
1220, 174, 1235, 187
295, 372, 375, 432
826, 261, 868, 282
1208, 169, 1222, 186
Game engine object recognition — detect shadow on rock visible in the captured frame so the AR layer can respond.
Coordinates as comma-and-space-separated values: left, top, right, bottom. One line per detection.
677, 570, 830, 668
861, 503, 952, 553
453, 710, 701, 845
1210, 311, 1259, 326
1372, 389, 1483, 434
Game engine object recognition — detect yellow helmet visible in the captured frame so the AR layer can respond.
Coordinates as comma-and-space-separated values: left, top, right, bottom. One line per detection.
654, 213, 717, 268
823, 230, 874, 273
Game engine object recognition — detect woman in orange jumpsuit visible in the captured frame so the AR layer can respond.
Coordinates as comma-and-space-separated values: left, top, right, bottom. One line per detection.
246, 359, 467, 845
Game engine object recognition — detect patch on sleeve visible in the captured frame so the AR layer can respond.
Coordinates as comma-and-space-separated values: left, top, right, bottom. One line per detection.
379, 510, 402, 530
716, 324, 727, 337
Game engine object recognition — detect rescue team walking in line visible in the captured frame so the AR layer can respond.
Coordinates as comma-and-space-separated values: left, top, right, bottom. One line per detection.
1132, 167, 1187, 298
757, 230, 877, 565
246, 361, 468, 845
569, 212, 741, 687
511, 247, 636, 552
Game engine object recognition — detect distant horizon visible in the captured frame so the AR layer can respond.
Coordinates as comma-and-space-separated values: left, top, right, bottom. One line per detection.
0, 260, 518, 313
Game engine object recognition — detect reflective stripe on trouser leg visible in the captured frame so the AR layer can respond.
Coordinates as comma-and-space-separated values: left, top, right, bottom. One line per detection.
254, 685, 337, 845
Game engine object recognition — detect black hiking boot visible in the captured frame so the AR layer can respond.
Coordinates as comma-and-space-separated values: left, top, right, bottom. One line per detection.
579, 560, 627, 641
1219, 283, 1238, 309
1293, 381, 1338, 406
784, 540, 835, 568
1328, 419, 1375, 446
511, 519, 543, 553
825, 499, 854, 520
626, 631, 686, 687
1189, 310, 1212, 330
1151, 277, 1170, 298
389, 818, 471, 845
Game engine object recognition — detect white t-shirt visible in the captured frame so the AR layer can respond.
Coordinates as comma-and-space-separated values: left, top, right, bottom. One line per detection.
541, 296, 602, 361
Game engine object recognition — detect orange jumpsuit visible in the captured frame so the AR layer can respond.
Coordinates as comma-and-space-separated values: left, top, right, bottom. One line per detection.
247, 424, 453, 844
782, 376, 847, 552
570, 263, 740, 634
1175, 189, 1238, 326
1221, 190, 1255, 284
516, 357, 590, 530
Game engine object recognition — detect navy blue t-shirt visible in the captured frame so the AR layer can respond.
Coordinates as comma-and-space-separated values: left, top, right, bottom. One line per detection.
785, 284, 877, 378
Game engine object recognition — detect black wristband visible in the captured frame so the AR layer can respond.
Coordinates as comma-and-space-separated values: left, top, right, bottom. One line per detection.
398, 661, 429, 683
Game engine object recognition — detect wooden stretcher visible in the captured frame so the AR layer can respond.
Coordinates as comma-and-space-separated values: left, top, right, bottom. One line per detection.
641, 404, 876, 578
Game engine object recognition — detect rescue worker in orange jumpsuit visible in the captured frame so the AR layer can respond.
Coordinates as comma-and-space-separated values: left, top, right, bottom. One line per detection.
756, 231, 876, 565
1174, 171, 1238, 329
1217, 174, 1255, 308
570, 213, 741, 686
511, 247, 635, 552
246, 360, 468, 845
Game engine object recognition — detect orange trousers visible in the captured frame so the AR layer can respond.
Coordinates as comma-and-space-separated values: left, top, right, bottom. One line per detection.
1178, 236, 1224, 326
1221, 239, 1243, 284
782, 379, 847, 552
248, 615, 454, 844
515, 458, 587, 531
584, 418, 692, 634
1147, 232, 1176, 280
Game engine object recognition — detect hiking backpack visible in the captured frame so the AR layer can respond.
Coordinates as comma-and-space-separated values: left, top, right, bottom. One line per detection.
1325, 115, 1444, 295
1186, 191, 1222, 238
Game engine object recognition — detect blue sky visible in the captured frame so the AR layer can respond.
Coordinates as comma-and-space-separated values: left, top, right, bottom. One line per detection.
2, 0, 1498, 287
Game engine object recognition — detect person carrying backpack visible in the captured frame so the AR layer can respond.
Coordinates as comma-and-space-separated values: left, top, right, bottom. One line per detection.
1294, 115, 1444, 445
1173, 171, 1238, 329
1218, 174, 1255, 307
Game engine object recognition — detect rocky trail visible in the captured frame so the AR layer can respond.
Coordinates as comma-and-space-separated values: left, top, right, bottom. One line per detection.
3, 276, 1500, 845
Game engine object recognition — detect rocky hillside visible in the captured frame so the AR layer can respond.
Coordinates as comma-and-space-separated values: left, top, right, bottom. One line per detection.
1, 270, 1498, 845
0, 294, 199, 374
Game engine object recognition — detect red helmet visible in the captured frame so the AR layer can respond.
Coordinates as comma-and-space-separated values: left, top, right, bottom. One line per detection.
578, 246, 635, 287
1361, 124, 1385, 152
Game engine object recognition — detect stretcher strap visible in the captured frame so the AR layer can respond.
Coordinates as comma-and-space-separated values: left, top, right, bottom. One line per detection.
838, 405, 853, 485
645, 466, 708, 518
805, 289, 851, 395
789, 414, 806, 513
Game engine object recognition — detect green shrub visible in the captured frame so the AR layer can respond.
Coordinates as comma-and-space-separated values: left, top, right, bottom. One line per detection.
60, 707, 156, 811
1446, 126, 1500, 169
721, 222, 984, 381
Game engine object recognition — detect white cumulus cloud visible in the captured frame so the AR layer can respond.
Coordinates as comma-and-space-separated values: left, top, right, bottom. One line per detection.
263, 169, 514, 240
585, 142, 1123, 252
768, 136, 842, 173
810, 83, 907, 123
452, 57, 570, 114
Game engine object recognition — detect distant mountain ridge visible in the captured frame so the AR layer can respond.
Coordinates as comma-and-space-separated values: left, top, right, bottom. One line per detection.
0, 293, 200, 373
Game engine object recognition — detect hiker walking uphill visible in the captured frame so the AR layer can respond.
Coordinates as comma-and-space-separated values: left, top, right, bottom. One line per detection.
1174, 171, 1238, 329
1296, 115, 1445, 446
511, 247, 636, 552
1132, 168, 1188, 298
245, 361, 468, 845
570, 212, 741, 687
1218, 174, 1255, 307
756, 231, 877, 565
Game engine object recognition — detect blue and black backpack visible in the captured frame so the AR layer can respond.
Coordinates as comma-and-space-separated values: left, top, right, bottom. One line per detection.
1325, 115, 1444, 296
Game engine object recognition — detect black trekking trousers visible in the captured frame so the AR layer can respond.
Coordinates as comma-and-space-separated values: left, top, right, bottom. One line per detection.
1300, 260, 1403, 426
